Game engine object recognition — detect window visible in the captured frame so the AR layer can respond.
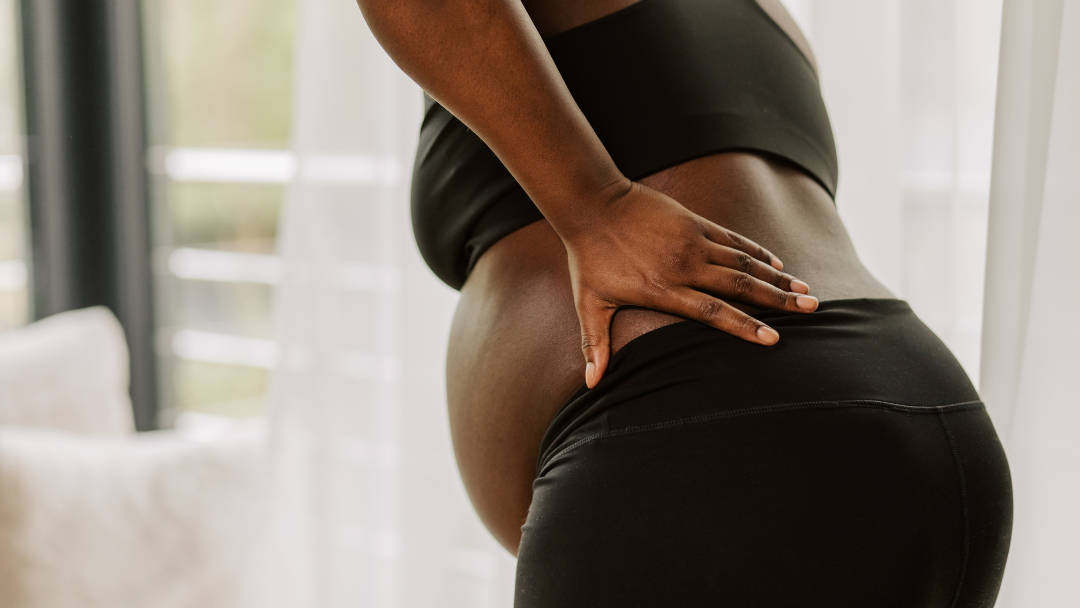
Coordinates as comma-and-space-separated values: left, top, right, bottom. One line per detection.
145, 0, 298, 423
0, 0, 28, 332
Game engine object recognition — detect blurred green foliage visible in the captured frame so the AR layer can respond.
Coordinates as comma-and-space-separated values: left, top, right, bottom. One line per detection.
0, 0, 20, 154
0, 0, 28, 331
153, 0, 297, 419
174, 360, 270, 418
0, 190, 22, 261
169, 182, 281, 249
161, 0, 297, 147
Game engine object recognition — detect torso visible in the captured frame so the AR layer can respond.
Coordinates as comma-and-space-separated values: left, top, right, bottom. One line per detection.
445, 0, 892, 554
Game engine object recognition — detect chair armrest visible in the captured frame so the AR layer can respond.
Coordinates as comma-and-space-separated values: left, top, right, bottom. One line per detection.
0, 307, 133, 435
0, 426, 264, 608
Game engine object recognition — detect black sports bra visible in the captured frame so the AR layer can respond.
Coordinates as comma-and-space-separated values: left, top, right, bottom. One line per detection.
411, 0, 838, 290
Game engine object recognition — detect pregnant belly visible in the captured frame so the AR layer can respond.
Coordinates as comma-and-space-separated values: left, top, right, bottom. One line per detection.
445, 152, 891, 555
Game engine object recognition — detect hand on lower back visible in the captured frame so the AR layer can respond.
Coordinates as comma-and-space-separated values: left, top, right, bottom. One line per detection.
561, 181, 819, 388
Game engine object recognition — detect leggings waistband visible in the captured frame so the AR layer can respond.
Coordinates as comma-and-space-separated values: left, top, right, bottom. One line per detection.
539, 298, 980, 474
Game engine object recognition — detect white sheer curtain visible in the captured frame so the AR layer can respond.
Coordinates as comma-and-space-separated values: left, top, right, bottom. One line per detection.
981, 0, 1080, 604
783, 0, 1003, 379
242, 0, 514, 606
247, 0, 1079, 605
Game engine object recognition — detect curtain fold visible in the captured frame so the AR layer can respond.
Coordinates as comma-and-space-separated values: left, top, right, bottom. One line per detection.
980, 0, 1065, 440
982, 0, 1080, 604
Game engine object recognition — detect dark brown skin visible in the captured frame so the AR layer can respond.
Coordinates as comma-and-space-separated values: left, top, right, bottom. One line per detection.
356, 0, 893, 554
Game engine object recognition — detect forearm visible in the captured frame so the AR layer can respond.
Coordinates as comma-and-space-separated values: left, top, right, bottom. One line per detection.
356, 0, 627, 235
358, 0, 812, 380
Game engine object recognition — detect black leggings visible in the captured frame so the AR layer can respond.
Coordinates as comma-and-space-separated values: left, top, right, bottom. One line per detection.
515, 300, 1012, 607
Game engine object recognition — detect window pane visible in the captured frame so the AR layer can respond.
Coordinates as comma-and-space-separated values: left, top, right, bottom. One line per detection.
0, 0, 28, 331
146, 0, 297, 423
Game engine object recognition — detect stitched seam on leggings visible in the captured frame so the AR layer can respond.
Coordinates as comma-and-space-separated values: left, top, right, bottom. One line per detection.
540, 399, 985, 473
938, 410, 972, 608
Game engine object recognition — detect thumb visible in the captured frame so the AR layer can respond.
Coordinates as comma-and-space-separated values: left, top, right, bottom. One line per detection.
577, 297, 617, 389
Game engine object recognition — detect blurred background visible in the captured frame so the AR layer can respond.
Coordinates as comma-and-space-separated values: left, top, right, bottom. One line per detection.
146, 0, 295, 423
2, 0, 298, 425
0, 0, 28, 331
0, 0, 1077, 606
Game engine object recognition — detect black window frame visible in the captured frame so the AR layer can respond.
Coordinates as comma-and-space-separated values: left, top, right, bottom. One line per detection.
18, 0, 157, 430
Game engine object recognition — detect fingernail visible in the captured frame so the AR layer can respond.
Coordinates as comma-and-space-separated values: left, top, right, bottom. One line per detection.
796, 295, 818, 311
585, 361, 596, 387
790, 279, 809, 294
756, 326, 779, 345
771, 256, 784, 270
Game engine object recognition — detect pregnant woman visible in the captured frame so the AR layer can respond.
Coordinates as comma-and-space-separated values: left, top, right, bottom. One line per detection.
356, 0, 1013, 605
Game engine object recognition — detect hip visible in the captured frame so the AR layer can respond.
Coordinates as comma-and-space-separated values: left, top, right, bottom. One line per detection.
518, 300, 1012, 607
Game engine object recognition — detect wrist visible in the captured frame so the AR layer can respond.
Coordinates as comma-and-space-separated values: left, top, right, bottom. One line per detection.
541, 172, 633, 242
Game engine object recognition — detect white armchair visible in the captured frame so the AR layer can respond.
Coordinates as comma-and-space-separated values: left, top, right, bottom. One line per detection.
0, 306, 134, 436
0, 308, 264, 608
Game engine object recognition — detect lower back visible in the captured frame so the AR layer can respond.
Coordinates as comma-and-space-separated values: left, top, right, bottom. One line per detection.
446, 151, 890, 553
